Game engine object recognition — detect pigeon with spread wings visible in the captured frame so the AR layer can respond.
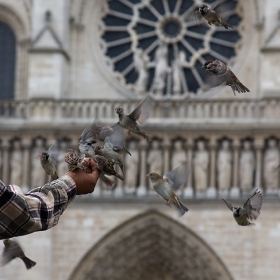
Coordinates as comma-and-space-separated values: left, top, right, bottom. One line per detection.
115, 95, 152, 142
105, 123, 131, 156
222, 189, 263, 226
79, 118, 113, 158
202, 60, 250, 95
1, 239, 36, 270
194, 3, 233, 29
147, 162, 189, 216
94, 145, 124, 175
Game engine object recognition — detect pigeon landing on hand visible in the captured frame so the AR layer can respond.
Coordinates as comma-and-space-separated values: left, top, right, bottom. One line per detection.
147, 163, 189, 216
115, 95, 152, 142
195, 4, 233, 29
202, 60, 250, 95
222, 189, 263, 226
94, 146, 124, 175
65, 149, 87, 171
1, 239, 36, 270
94, 155, 124, 181
39, 145, 59, 181
78, 123, 98, 158
101, 122, 132, 163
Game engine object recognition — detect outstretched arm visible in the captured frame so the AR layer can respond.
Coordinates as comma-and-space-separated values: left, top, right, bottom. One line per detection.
0, 158, 100, 239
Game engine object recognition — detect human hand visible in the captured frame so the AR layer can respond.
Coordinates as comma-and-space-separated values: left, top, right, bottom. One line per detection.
66, 158, 100, 195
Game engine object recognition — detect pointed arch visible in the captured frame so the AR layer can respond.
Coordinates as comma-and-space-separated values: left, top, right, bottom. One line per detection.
0, 3, 30, 99
0, 22, 16, 99
69, 210, 233, 280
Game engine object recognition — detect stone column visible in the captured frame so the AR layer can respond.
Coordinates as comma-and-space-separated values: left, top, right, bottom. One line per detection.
1, 138, 10, 184
16, 39, 31, 99
254, 138, 264, 191
21, 137, 32, 192
163, 137, 170, 174
230, 139, 241, 198
207, 137, 217, 198
184, 138, 194, 198
138, 140, 148, 197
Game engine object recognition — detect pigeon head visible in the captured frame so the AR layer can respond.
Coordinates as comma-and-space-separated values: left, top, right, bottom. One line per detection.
202, 60, 214, 69
198, 4, 209, 15
94, 145, 103, 154
233, 207, 241, 217
115, 106, 124, 115
40, 152, 50, 164
146, 173, 162, 182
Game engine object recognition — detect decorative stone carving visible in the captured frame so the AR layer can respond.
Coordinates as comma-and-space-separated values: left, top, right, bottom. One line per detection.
217, 140, 232, 193
239, 141, 254, 192
147, 140, 163, 190
10, 140, 23, 186
3, 98, 280, 121
172, 140, 187, 169
194, 140, 209, 192
31, 138, 46, 187
172, 51, 185, 94
134, 48, 149, 95
151, 43, 168, 95
264, 139, 279, 193
124, 141, 139, 194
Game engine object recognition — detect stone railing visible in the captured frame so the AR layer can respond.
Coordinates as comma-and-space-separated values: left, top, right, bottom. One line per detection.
0, 134, 279, 200
1, 97, 280, 121
1, 97, 280, 199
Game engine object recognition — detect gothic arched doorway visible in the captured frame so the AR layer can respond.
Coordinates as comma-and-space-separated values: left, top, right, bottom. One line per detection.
69, 210, 233, 280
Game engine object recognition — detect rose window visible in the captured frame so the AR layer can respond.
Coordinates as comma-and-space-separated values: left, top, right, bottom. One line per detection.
99, 0, 242, 96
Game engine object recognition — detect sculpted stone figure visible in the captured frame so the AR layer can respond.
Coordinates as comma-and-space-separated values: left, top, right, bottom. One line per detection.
124, 141, 139, 193
134, 49, 149, 94
147, 141, 162, 190
172, 51, 185, 94
151, 44, 168, 95
194, 140, 209, 192
31, 138, 46, 187
172, 140, 187, 169
264, 139, 279, 192
10, 140, 23, 186
239, 141, 254, 192
217, 140, 232, 192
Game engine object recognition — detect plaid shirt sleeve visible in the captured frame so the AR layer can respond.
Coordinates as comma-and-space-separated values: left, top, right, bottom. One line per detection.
0, 175, 76, 239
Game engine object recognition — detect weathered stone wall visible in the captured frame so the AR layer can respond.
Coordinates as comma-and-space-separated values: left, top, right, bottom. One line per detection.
0, 200, 279, 280
0, 0, 280, 279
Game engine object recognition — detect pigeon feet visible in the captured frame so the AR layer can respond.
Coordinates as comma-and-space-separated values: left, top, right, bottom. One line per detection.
165, 199, 172, 207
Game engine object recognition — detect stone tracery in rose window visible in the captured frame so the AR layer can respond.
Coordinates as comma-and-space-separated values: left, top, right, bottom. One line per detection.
99, 0, 243, 97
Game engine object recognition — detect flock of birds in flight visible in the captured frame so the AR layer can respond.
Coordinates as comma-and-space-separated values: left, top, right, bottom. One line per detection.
1, 2, 261, 271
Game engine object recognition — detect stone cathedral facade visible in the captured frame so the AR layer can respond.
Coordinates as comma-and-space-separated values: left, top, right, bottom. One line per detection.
0, 0, 280, 279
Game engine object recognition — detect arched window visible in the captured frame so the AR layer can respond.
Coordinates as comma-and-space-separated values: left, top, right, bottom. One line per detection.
0, 22, 16, 100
